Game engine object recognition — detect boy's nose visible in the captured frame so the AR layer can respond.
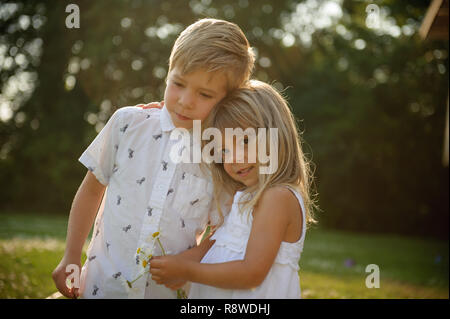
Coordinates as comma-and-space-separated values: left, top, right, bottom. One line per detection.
178, 91, 194, 109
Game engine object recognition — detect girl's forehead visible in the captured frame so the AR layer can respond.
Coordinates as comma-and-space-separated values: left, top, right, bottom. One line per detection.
221, 128, 256, 143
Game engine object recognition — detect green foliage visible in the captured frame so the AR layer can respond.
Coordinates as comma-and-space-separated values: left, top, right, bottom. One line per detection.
0, 0, 448, 238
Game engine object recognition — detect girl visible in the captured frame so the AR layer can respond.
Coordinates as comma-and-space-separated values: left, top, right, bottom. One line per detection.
150, 80, 317, 298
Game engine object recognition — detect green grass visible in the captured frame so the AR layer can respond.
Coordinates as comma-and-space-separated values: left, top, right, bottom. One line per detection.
299, 226, 448, 298
0, 212, 88, 299
0, 212, 448, 298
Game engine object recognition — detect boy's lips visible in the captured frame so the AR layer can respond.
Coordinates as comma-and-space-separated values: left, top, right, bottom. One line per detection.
175, 112, 191, 121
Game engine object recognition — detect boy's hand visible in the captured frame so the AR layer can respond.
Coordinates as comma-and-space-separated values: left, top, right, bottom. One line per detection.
52, 256, 81, 299
137, 101, 164, 109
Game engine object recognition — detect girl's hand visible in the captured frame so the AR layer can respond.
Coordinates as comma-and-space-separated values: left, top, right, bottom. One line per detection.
164, 278, 187, 291
137, 101, 164, 109
150, 255, 189, 286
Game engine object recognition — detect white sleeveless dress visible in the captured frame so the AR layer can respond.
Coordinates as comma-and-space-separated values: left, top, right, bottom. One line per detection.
188, 187, 306, 299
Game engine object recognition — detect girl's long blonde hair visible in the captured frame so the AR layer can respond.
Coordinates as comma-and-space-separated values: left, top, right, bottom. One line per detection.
202, 80, 317, 227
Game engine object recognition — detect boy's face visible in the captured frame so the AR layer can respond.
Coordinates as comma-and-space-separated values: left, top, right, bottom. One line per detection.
164, 66, 227, 129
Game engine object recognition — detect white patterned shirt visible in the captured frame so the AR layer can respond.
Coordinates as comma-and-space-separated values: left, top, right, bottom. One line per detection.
78, 105, 221, 298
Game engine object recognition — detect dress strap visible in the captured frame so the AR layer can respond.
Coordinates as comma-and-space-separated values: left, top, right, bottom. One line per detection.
282, 185, 307, 244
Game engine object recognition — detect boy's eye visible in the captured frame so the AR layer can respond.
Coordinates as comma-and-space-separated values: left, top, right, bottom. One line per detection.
200, 92, 213, 99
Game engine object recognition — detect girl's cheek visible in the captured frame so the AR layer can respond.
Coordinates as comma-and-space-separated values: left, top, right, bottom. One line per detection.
223, 164, 234, 178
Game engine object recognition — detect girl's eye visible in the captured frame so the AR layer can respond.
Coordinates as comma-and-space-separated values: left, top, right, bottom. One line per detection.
239, 137, 249, 146
220, 149, 229, 162
173, 81, 184, 87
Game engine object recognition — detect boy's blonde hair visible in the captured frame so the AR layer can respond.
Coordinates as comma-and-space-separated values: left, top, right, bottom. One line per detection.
203, 80, 317, 227
169, 18, 255, 92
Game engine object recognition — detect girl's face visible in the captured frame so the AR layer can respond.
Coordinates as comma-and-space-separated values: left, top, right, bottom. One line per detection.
221, 132, 259, 187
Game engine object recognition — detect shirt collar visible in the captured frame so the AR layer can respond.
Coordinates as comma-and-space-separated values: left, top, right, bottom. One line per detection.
160, 106, 176, 132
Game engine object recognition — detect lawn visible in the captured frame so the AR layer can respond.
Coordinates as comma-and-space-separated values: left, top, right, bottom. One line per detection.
0, 212, 448, 299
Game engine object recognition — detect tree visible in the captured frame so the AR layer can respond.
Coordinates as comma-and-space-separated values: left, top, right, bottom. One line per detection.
0, 0, 448, 238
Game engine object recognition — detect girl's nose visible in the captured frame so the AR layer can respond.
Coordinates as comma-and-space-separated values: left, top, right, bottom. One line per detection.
225, 147, 247, 164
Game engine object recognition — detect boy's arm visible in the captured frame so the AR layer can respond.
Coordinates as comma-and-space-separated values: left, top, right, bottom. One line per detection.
64, 171, 106, 257
52, 171, 106, 298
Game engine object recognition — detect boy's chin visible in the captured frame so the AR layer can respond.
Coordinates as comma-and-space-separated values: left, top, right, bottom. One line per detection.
174, 122, 194, 130
170, 116, 193, 130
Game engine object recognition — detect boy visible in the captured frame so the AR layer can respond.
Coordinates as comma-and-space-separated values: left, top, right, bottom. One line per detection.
52, 18, 255, 299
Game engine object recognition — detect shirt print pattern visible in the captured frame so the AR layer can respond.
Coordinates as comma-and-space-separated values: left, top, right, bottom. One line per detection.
78, 105, 220, 299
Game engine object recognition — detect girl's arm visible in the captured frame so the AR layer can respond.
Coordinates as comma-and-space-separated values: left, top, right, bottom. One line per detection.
177, 231, 215, 261
154, 233, 216, 290
150, 187, 300, 289
175, 192, 232, 262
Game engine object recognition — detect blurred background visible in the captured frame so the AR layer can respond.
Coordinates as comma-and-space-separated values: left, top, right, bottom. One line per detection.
0, 0, 448, 298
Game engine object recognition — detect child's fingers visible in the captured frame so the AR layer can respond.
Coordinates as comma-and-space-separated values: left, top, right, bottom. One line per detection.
167, 281, 185, 290
68, 287, 77, 299
71, 287, 80, 299
53, 272, 73, 298
65, 265, 81, 298
151, 275, 162, 284
149, 265, 161, 276
149, 256, 162, 268
165, 283, 177, 290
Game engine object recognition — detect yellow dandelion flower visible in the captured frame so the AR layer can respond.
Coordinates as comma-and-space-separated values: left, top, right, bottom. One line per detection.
136, 248, 141, 254
152, 231, 160, 238
142, 260, 148, 268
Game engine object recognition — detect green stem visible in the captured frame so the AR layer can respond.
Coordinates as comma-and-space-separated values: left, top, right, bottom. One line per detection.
127, 270, 149, 288
155, 236, 186, 299
156, 237, 166, 256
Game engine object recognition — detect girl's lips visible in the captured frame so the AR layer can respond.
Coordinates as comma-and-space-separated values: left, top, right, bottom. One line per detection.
236, 166, 253, 177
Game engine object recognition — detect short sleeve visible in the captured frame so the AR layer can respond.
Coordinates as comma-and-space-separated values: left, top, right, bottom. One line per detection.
79, 108, 124, 185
